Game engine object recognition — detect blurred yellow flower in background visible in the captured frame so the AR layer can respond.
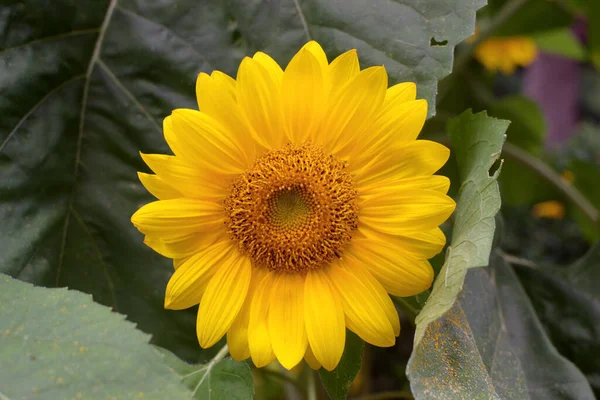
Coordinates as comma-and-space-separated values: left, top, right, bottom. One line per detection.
474, 36, 538, 74
131, 41, 455, 371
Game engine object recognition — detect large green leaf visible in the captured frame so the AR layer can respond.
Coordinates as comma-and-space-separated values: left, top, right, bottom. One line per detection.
406, 110, 507, 397
407, 255, 595, 399
0, 273, 193, 399
0, 0, 486, 359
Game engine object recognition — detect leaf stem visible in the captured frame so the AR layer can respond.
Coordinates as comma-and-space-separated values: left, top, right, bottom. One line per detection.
190, 344, 229, 397
351, 390, 414, 400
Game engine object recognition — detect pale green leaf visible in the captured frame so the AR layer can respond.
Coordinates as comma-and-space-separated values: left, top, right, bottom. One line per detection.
0, 273, 192, 400
406, 110, 507, 397
410, 110, 508, 347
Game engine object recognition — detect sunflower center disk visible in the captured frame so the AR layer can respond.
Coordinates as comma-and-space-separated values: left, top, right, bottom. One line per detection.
225, 143, 358, 273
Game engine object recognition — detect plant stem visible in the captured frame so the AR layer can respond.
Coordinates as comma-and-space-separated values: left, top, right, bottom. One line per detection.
307, 369, 317, 400
502, 142, 599, 226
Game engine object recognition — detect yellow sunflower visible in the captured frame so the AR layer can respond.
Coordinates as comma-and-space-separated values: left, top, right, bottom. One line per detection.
131, 41, 455, 371
474, 36, 538, 74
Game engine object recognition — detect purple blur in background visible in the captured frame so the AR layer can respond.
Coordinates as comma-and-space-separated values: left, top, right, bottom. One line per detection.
523, 19, 587, 149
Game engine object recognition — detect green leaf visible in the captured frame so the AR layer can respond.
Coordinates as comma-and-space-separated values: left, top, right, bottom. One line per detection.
407, 110, 507, 396
408, 254, 595, 400
533, 28, 587, 61
157, 346, 254, 400
0, 0, 486, 360
0, 273, 192, 399
319, 330, 364, 400
515, 251, 600, 396
410, 110, 508, 346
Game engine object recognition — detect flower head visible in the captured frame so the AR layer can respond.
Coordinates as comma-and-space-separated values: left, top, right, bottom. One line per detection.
474, 36, 538, 74
131, 41, 455, 371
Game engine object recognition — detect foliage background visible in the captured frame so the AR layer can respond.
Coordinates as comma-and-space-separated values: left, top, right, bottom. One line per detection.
1, 0, 599, 399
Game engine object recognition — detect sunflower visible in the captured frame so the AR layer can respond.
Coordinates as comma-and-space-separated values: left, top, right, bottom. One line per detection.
131, 41, 455, 371
474, 35, 537, 74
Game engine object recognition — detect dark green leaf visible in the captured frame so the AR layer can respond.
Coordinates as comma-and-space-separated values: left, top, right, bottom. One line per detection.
408, 255, 595, 400
158, 346, 254, 400
319, 330, 364, 400
0, 273, 192, 399
515, 255, 600, 397
0, 0, 486, 361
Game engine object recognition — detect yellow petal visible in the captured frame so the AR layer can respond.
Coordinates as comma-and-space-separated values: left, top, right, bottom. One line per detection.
166, 110, 247, 174
327, 49, 359, 96
268, 273, 308, 370
249, 271, 276, 367
227, 268, 268, 361
164, 240, 236, 310
383, 82, 417, 109
140, 153, 228, 199
304, 344, 322, 370
282, 48, 325, 143
131, 198, 224, 239
237, 57, 285, 150
327, 263, 395, 347
253, 52, 284, 83
196, 72, 256, 163
359, 226, 447, 259
197, 254, 252, 348
354, 140, 450, 186
321, 66, 387, 155
144, 232, 219, 259
359, 188, 455, 234
347, 237, 434, 297
350, 99, 427, 167
304, 268, 345, 371
301, 41, 328, 70
360, 175, 450, 197
345, 260, 400, 336
137, 172, 182, 200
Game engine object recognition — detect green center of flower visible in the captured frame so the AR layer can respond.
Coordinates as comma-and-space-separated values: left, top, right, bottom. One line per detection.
267, 185, 312, 230
224, 143, 358, 273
